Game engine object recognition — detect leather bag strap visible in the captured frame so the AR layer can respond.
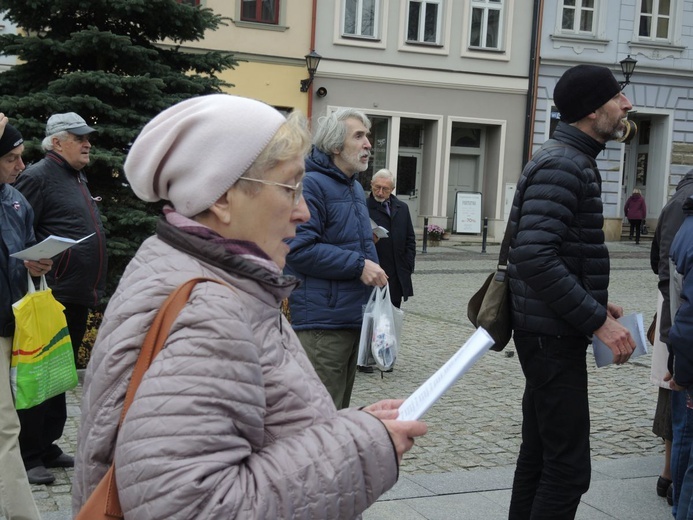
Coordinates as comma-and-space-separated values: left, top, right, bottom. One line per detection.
98, 277, 225, 518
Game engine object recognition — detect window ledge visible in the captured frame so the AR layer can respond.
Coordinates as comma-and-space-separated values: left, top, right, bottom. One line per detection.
340, 34, 381, 42
232, 20, 288, 32
405, 40, 444, 48
628, 40, 685, 59
550, 33, 610, 52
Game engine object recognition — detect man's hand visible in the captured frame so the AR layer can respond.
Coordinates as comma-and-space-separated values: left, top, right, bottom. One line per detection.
25, 258, 53, 278
607, 302, 624, 319
593, 315, 635, 365
361, 259, 388, 287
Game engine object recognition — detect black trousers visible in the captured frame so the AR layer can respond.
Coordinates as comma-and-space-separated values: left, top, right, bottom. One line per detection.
628, 218, 642, 243
508, 335, 591, 520
18, 303, 89, 469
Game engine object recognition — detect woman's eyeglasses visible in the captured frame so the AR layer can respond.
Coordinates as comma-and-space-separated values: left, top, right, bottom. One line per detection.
237, 177, 303, 207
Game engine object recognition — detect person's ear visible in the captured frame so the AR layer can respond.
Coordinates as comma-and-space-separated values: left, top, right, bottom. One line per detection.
207, 189, 233, 225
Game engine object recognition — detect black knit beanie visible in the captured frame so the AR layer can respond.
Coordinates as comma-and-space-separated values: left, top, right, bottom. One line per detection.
0, 123, 24, 157
554, 65, 622, 123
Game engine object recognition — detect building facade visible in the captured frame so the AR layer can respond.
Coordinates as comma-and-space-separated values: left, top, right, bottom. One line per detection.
309, 0, 534, 239
535, 0, 693, 239
174, 0, 315, 115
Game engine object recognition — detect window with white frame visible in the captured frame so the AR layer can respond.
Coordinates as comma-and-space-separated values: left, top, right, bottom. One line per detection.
343, 0, 380, 38
560, 0, 596, 35
469, 0, 504, 50
406, 0, 443, 44
638, 0, 671, 41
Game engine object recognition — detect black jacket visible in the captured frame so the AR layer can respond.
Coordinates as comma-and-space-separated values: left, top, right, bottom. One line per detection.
367, 194, 416, 300
14, 151, 107, 307
508, 122, 609, 338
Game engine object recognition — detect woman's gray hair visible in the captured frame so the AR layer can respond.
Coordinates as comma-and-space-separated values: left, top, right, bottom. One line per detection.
313, 108, 371, 156
41, 131, 69, 151
372, 168, 395, 186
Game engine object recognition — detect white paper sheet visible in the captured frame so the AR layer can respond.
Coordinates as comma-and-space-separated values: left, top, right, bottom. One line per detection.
398, 328, 495, 421
592, 312, 648, 367
10, 233, 95, 261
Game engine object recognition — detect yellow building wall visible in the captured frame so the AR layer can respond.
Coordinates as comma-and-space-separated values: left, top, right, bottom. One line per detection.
220, 61, 309, 114
178, 0, 314, 114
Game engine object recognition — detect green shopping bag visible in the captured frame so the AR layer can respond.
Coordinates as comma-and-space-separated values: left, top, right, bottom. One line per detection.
10, 273, 77, 410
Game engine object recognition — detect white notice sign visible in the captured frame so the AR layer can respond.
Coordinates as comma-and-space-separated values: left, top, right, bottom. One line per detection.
454, 192, 482, 234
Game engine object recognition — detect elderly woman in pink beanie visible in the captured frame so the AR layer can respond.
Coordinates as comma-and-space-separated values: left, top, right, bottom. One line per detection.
71, 94, 426, 520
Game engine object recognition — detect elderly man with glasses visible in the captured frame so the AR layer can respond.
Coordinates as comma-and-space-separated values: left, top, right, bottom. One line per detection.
367, 168, 416, 310
13, 112, 107, 485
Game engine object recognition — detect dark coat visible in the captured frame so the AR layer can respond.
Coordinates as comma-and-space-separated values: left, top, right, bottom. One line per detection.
13, 151, 107, 307
624, 193, 646, 220
285, 147, 378, 330
669, 196, 693, 386
367, 194, 416, 301
508, 122, 609, 338
650, 170, 693, 344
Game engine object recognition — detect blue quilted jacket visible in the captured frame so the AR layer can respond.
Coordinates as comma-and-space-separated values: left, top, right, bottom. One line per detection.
285, 147, 378, 330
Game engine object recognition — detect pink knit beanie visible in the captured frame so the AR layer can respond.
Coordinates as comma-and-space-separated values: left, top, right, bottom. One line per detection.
124, 94, 286, 217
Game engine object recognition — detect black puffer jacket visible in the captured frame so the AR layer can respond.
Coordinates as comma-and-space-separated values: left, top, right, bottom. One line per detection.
14, 151, 107, 307
508, 122, 609, 338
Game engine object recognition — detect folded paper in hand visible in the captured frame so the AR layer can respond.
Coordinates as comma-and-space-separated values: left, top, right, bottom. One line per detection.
398, 328, 494, 421
592, 312, 648, 368
370, 218, 389, 239
10, 233, 95, 261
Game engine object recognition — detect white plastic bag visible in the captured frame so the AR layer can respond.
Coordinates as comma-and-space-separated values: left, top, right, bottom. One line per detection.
372, 286, 403, 370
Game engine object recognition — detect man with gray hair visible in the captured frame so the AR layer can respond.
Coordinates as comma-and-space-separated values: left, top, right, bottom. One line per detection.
368, 168, 416, 309
285, 108, 387, 409
14, 112, 107, 485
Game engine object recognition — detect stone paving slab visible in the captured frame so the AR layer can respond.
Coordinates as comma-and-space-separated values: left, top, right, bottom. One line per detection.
19, 240, 665, 518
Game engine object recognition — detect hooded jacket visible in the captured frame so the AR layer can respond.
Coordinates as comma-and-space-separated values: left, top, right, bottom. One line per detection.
13, 151, 107, 307
508, 122, 609, 338
73, 219, 397, 519
285, 147, 378, 330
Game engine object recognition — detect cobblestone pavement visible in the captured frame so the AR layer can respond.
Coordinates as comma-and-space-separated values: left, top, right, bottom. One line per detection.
26, 240, 662, 517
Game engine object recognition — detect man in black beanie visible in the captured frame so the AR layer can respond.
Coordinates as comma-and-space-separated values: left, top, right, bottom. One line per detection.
0, 114, 52, 518
507, 65, 636, 519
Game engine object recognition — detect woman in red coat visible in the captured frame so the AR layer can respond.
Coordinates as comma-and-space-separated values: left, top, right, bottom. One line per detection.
625, 188, 647, 244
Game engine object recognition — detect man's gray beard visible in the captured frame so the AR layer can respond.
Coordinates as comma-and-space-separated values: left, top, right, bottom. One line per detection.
595, 120, 624, 142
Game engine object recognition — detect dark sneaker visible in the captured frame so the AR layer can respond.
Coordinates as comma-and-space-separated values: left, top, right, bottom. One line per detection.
27, 466, 55, 485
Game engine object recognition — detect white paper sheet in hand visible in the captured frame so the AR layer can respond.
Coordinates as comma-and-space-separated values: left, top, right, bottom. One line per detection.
398, 328, 495, 421
592, 312, 648, 367
10, 233, 95, 261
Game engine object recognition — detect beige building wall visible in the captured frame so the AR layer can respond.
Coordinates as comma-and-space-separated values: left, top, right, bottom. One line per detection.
175, 0, 315, 112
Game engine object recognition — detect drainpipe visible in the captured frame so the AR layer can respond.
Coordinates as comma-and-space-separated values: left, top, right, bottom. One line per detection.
307, 0, 318, 122
522, 0, 544, 166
